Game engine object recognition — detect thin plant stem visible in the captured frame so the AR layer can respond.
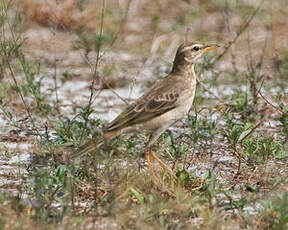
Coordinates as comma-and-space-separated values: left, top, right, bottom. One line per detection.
209, 1, 264, 68
0, 1, 40, 136
43, 0, 130, 106
88, 0, 106, 107
6, 58, 39, 136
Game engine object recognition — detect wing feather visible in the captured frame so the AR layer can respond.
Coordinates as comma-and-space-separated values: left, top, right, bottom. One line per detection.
107, 82, 180, 131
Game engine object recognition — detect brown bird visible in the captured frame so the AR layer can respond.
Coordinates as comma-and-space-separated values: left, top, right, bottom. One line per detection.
73, 42, 219, 174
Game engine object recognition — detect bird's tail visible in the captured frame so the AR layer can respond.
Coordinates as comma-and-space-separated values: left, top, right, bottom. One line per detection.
71, 131, 117, 159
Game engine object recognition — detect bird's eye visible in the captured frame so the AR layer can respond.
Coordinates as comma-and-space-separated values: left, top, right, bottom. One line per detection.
193, 46, 200, 51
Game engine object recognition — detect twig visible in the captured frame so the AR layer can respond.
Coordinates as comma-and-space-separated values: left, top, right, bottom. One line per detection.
258, 90, 282, 112
107, 0, 132, 48
257, 30, 269, 76
6, 58, 40, 136
239, 121, 263, 146
94, 72, 129, 105
52, 28, 59, 107
236, 120, 263, 174
46, 0, 130, 106
88, 0, 106, 107
196, 79, 224, 102
1, 2, 40, 136
223, 0, 238, 73
210, 1, 263, 67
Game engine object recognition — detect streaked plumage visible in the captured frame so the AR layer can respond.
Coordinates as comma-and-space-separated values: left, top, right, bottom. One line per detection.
73, 42, 219, 161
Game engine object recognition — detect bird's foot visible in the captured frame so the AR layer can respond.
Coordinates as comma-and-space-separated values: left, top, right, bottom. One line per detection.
144, 149, 175, 179
149, 150, 174, 175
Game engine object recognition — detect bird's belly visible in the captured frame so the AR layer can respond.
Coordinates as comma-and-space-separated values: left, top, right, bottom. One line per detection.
140, 109, 182, 131
140, 99, 194, 132
177, 89, 195, 114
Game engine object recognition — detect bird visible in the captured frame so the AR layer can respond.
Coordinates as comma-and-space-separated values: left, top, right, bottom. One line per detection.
72, 42, 219, 175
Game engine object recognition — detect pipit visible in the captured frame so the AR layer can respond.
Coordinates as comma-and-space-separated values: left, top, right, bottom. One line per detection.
73, 42, 219, 175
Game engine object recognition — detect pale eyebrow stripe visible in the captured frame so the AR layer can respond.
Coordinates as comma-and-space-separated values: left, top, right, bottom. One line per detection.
180, 44, 202, 52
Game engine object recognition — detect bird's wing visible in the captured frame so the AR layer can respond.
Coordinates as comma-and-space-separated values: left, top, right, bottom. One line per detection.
107, 79, 180, 131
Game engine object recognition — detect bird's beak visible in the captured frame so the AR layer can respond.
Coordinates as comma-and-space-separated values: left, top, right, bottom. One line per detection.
202, 44, 220, 52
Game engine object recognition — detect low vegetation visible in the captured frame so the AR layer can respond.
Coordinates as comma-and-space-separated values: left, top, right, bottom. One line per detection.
0, 0, 287, 229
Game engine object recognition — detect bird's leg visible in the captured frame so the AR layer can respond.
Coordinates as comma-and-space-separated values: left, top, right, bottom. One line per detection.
147, 131, 174, 175
144, 149, 157, 179
149, 150, 173, 174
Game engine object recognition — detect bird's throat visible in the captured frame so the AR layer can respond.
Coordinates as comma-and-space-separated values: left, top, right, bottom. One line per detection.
172, 62, 195, 76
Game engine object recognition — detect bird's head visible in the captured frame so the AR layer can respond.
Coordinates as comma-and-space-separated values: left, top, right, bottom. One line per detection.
172, 42, 219, 72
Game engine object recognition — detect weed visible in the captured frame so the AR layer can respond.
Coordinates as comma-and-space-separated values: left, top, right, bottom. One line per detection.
17, 63, 52, 116
75, 26, 114, 58
276, 93, 288, 142
273, 48, 288, 92
1, 1, 288, 229
51, 107, 103, 147
189, 113, 217, 141
221, 190, 247, 211
28, 164, 77, 222
228, 88, 261, 122
243, 134, 283, 163
225, 114, 248, 150
256, 193, 288, 230
0, 1, 53, 117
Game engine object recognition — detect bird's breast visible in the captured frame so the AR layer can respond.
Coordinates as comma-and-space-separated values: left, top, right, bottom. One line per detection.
177, 78, 196, 114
